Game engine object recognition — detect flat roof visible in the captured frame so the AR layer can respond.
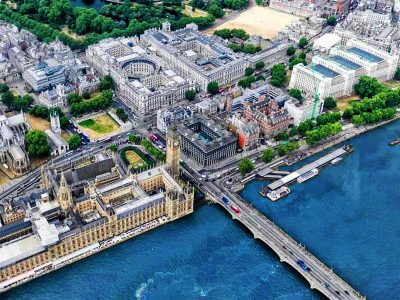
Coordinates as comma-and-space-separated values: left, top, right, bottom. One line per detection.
0, 235, 45, 268
347, 47, 383, 63
314, 64, 340, 78
330, 55, 362, 70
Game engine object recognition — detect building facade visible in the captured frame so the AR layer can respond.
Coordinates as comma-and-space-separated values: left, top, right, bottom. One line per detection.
177, 116, 237, 167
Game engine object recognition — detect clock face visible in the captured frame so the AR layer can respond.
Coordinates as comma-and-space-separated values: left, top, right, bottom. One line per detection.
173, 140, 179, 146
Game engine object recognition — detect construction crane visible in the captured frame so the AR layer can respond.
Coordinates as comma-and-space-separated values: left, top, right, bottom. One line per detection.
310, 62, 319, 119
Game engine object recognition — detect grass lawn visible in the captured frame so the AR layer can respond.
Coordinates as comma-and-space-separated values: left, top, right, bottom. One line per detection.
79, 114, 118, 134
26, 114, 51, 131
125, 150, 147, 169
78, 114, 120, 141
384, 80, 400, 89
336, 95, 360, 111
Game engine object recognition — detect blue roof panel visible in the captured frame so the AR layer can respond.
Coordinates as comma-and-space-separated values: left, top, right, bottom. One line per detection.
330, 55, 362, 70
314, 64, 340, 78
347, 47, 383, 63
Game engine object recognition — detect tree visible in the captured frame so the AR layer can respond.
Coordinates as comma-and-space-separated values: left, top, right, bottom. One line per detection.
289, 56, 306, 70
394, 68, 400, 81
323, 96, 337, 109
255, 61, 265, 70
67, 93, 82, 105
99, 75, 114, 91
116, 108, 128, 122
82, 91, 91, 99
289, 88, 302, 101
288, 127, 298, 137
270, 64, 287, 87
245, 67, 254, 76
327, 15, 337, 26
30, 105, 49, 119
286, 46, 296, 56
25, 130, 50, 157
277, 141, 300, 156
261, 148, 275, 163
298, 37, 308, 49
128, 134, 137, 144
298, 51, 306, 59
109, 144, 117, 152
276, 131, 289, 141
0, 83, 9, 93
208, 4, 225, 18
354, 75, 386, 99
238, 158, 254, 175
68, 134, 82, 150
12, 95, 33, 111
352, 115, 364, 127
1, 90, 14, 108
185, 90, 196, 101
207, 81, 219, 94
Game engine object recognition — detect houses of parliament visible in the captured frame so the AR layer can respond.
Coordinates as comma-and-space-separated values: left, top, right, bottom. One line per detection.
0, 127, 194, 292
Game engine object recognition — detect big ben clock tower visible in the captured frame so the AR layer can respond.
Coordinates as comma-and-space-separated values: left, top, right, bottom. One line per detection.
166, 125, 181, 176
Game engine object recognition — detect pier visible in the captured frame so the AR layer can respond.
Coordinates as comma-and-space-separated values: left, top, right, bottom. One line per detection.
259, 145, 352, 197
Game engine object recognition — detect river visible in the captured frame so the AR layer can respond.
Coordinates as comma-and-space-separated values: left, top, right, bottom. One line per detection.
3, 120, 399, 300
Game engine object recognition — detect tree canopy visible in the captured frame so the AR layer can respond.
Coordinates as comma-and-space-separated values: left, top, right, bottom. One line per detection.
323, 96, 337, 110
185, 90, 196, 101
68, 134, 82, 150
270, 64, 286, 87
25, 130, 50, 157
238, 158, 254, 175
207, 81, 219, 94
354, 75, 386, 99
261, 148, 275, 163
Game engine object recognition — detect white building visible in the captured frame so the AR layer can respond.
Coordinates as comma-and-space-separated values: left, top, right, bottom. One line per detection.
45, 129, 69, 156
289, 39, 399, 100
86, 37, 194, 115
38, 84, 70, 108
284, 98, 324, 126
156, 107, 193, 134
23, 61, 66, 92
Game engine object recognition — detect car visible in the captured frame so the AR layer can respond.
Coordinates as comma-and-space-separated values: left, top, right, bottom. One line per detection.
344, 291, 349, 295
323, 283, 330, 288
335, 291, 340, 295
296, 259, 310, 272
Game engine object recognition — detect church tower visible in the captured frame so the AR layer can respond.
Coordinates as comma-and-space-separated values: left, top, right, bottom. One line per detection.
166, 125, 180, 176
50, 111, 61, 134
57, 172, 73, 211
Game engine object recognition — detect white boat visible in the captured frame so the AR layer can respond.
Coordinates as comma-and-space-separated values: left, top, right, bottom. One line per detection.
267, 187, 291, 201
331, 157, 343, 165
297, 169, 319, 183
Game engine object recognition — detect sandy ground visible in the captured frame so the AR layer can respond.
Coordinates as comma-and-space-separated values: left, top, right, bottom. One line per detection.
26, 114, 51, 131
79, 114, 120, 141
208, 6, 300, 39
183, 5, 208, 17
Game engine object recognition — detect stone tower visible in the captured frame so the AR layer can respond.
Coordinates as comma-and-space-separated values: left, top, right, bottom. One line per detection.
50, 111, 61, 134
57, 172, 73, 211
166, 125, 180, 176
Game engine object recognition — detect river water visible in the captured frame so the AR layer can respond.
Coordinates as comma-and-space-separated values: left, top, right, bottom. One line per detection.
3, 120, 399, 300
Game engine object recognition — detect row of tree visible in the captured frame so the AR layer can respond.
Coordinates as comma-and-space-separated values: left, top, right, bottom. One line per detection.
141, 138, 166, 161
214, 28, 250, 40
0, 2, 215, 50
228, 43, 261, 54
305, 122, 342, 145
1, 90, 34, 111
70, 90, 113, 117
